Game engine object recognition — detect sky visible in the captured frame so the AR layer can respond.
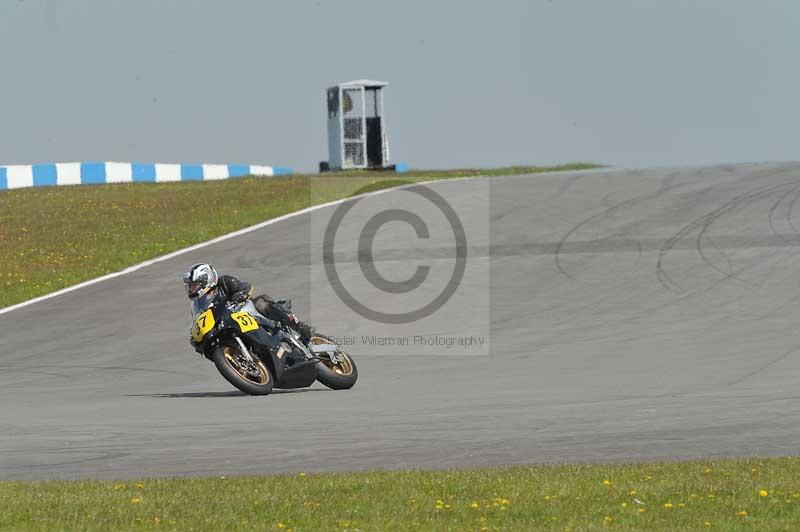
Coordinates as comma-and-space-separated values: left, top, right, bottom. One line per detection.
0, 0, 798, 172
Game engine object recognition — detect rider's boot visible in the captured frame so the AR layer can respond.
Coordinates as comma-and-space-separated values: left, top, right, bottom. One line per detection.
296, 322, 315, 343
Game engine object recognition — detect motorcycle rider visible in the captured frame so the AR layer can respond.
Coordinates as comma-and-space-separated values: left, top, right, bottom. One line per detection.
182, 263, 315, 341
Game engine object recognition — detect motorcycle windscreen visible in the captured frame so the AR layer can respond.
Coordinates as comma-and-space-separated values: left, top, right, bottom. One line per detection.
191, 288, 220, 318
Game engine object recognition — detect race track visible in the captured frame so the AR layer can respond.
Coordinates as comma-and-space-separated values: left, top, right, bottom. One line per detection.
3, 162, 800, 480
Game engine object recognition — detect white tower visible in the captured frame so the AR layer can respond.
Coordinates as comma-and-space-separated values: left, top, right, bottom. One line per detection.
325, 80, 390, 171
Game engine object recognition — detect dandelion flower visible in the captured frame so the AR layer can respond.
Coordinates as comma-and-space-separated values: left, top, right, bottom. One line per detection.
629, 489, 637, 496
135, 483, 144, 489
621, 502, 627, 508
638, 508, 646, 513
470, 501, 479, 509
703, 468, 712, 474
704, 522, 711, 527
737, 511, 748, 517
131, 498, 142, 504
759, 489, 769, 497
664, 503, 673, 509
603, 479, 612, 486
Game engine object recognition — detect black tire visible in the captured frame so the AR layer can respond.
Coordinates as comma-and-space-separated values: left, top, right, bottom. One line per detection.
212, 340, 273, 396
312, 336, 358, 390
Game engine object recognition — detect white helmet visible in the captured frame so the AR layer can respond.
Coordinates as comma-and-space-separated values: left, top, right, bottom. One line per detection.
182, 263, 219, 299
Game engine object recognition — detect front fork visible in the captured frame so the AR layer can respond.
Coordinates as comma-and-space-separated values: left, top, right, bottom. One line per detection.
232, 335, 259, 364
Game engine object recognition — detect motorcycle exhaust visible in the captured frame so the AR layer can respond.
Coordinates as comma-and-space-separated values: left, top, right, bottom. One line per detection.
309, 343, 337, 355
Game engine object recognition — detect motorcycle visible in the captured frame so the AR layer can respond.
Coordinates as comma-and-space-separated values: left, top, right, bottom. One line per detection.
189, 289, 358, 395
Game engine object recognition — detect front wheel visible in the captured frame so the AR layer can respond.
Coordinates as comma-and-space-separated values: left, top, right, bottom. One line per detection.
311, 336, 358, 390
212, 340, 273, 396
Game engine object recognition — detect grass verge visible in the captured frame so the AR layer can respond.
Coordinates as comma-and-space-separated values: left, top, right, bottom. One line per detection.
2, 458, 799, 531
0, 163, 598, 309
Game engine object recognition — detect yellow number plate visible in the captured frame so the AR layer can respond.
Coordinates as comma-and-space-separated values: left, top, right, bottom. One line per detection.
231, 311, 259, 333
191, 309, 215, 343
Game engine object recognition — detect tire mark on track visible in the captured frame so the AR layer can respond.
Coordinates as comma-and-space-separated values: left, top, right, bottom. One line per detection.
655, 168, 783, 292
697, 171, 800, 285
657, 180, 794, 292
697, 180, 800, 284
697, 233, 739, 281
728, 345, 800, 387
786, 186, 800, 235
693, 188, 784, 286
767, 184, 800, 245
753, 183, 800, 289
555, 174, 683, 279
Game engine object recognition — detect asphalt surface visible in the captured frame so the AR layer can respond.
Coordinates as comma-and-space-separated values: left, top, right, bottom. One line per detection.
3, 163, 800, 480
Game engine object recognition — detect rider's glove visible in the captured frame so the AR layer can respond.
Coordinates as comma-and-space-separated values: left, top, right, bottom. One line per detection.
231, 291, 248, 304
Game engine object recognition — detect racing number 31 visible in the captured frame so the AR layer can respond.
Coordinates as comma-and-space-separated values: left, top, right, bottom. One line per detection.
231, 311, 259, 333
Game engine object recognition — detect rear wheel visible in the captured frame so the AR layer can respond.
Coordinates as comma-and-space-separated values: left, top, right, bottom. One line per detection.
212, 340, 273, 396
311, 336, 358, 390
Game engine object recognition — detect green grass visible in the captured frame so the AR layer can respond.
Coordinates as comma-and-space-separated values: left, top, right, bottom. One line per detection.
2, 458, 799, 531
0, 164, 598, 309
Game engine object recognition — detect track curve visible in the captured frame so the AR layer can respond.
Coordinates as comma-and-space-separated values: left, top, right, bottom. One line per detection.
3, 162, 800, 479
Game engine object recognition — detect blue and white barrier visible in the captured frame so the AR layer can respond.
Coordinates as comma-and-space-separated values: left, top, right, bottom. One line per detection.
0, 162, 293, 190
